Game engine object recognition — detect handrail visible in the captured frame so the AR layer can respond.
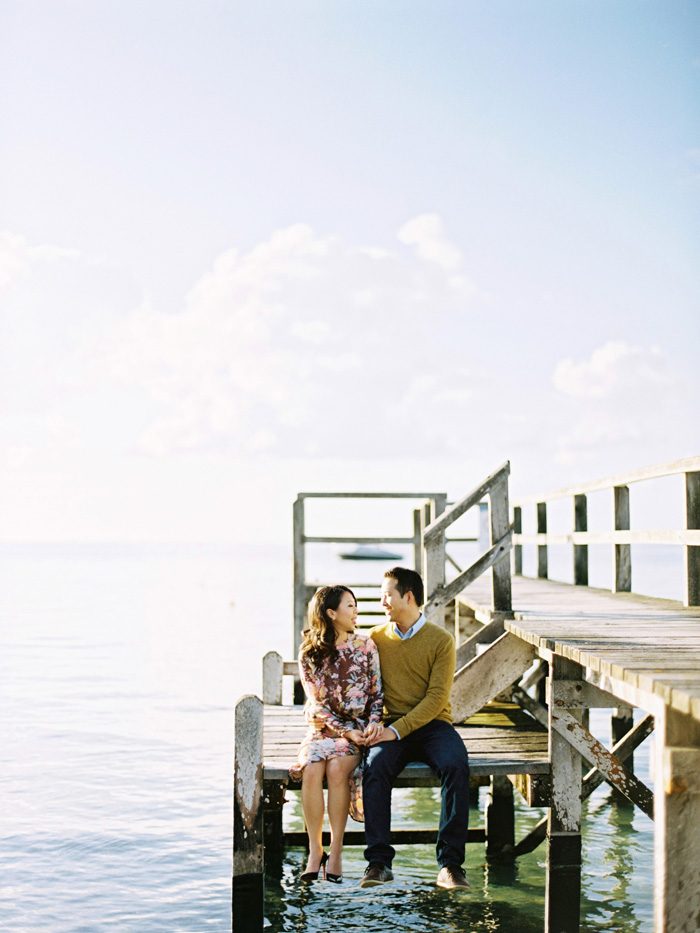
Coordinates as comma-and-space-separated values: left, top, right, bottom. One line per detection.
511, 455, 700, 607
513, 456, 700, 505
424, 461, 510, 544
423, 462, 512, 623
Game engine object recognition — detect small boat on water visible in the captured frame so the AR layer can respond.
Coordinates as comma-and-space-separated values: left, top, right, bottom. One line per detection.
339, 544, 404, 561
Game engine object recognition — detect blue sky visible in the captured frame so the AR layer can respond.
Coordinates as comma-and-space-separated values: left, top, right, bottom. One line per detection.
1, 1, 698, 543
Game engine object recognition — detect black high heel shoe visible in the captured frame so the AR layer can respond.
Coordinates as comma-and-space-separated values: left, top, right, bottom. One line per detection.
300, 851, 328, 882
326, 869, 343, 884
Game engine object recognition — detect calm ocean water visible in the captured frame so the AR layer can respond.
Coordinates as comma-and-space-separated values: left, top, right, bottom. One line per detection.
1, 541, 675, 931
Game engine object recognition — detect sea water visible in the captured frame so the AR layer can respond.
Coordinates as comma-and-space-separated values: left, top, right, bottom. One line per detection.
0, 541, 668, 931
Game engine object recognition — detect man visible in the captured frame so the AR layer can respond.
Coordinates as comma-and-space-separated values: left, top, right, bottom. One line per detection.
360, 566, 470, 890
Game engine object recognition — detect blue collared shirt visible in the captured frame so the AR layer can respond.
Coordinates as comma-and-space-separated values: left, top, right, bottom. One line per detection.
388, 613, 426, 739
393, 612, 426, 640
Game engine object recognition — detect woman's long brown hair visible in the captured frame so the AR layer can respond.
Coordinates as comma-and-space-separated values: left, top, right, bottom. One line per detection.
299, 585, 356, 668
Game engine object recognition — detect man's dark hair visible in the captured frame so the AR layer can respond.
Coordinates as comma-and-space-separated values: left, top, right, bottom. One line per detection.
384, 566, 424, 607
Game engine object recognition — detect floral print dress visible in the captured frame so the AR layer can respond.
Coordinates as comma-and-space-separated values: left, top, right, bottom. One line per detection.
289, 633, 383, 821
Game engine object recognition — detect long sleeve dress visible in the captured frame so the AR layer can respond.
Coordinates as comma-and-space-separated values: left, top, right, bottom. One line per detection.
289, 633, 383, 820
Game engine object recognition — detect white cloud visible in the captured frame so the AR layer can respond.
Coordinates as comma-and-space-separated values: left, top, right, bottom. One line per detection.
0, 231, 79, 290
397, 213, 463, 272
105, 218, 480, 457
551, 341, 689, 465
553, 341, 672, 399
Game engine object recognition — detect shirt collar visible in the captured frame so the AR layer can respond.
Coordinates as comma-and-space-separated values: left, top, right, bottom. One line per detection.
393, 612, 426, 640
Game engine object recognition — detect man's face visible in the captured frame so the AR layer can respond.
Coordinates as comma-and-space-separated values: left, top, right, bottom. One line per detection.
380, 576, 410, 622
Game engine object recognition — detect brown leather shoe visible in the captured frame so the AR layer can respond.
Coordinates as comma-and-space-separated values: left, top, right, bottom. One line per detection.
436, 865, 470, 890
359, 862, 394, 887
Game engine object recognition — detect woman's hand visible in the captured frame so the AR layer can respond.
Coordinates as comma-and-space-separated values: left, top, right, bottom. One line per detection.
362, 722, 384, 744
343, 728, 366, 746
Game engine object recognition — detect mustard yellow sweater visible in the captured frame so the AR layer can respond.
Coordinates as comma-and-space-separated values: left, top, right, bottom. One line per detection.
369, 621, 455, 739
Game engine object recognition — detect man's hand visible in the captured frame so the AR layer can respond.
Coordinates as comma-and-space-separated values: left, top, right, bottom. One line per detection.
367, 726, 398, 746
362, 722, 384, 744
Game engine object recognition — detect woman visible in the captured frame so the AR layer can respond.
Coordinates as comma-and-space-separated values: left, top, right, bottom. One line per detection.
290, 585, 383, 883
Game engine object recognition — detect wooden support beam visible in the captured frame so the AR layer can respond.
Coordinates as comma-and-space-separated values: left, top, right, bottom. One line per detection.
451, 633, 536, 723
486, 774, 515, 860
573, 493, 588, 586
611, 705, 634, 804
262, 781, 286, 878
284, 828, 487, 846
546, 657, 583, 933
548, 679, 622, 710
233, 696, 264, 933
413, 508, 422, 574
455, 615, 505, 668
262, 651, 283, 705
551, 708, 654, 818
613, 484, 632, 592
653, 706, 700, 932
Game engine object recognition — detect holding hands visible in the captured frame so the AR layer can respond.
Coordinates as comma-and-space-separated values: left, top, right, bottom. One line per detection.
343, 722, 395, 746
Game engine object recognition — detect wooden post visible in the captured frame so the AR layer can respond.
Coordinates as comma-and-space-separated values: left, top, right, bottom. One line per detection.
262, 780, 286, 879
490, 478, 512, 612
573, 494, 588, 586
486, 774, 515, 860
413, 508, 422, 573
537, 502, 548, 579
513, 505, 522, 576
262, 651, 283, 705
233, 695, 264, 933
424, 495, 447, 627
421, 501, 431, 579
293, 497, 306, 656
546, 657, 583, 933
653, 705, 700, 932
478, 500, 489, 551
612, 484, 632, 592
611, 705, 634, 804
685, 471, 700, 607
292, 498, 306, 704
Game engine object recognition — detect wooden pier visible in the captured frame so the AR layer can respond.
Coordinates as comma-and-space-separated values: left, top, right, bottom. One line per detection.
233, 456, 700, 933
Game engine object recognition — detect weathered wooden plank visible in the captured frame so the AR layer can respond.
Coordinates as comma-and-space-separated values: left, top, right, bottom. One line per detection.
455, 615, 505, 668
686, 470, 700, 607
424, 461, 509, 544
490, 476, 512, 612
573, 493, 588, 586
551, 708, 654, 817
452, 633, 535, 723
424, 494, 447, 628
614, 485, 632, 593
546, 657, 582, 933
654, 707, 700, 932
233, 695, 264, 932
424, 530, 512, 615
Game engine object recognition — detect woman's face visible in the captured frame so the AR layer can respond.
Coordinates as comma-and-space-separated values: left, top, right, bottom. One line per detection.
328, 591, 358, 637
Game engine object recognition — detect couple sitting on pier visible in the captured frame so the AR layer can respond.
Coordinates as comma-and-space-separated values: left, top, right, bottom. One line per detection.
289, 566, 470, 890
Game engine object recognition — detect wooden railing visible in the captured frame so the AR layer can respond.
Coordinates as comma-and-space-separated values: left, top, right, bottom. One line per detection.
422, 461, 513, 624
511, 456, 700, 607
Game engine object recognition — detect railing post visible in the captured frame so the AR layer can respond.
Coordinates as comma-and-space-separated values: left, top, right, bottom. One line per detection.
262, 651, 283, 705
537, 502, 548, 579
613, 485, 632, 593
424, 495, 447, 627
573, 494, 588, 586
490, 478, 512, 612
513, 506, 522, 576
685, 471, 700, 607
292, 497, 307, 704
413, 508, 422, 573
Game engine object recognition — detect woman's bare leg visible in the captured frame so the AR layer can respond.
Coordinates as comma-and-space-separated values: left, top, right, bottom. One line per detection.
326, 754, 361, 877
301, 761, 327, 873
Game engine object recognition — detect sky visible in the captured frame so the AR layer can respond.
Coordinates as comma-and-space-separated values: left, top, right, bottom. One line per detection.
1, 0, 698, 545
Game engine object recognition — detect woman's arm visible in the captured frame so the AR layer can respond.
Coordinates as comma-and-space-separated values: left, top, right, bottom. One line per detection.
366, 640, 384, 724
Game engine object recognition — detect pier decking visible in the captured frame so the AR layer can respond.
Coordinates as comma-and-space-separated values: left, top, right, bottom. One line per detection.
233, 456, 700, 933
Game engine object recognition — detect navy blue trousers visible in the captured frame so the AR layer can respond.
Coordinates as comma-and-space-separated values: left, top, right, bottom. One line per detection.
362, 719, 470, 868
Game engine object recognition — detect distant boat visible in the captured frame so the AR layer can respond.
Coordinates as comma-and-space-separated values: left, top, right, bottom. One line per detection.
339, 545, 404, 561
